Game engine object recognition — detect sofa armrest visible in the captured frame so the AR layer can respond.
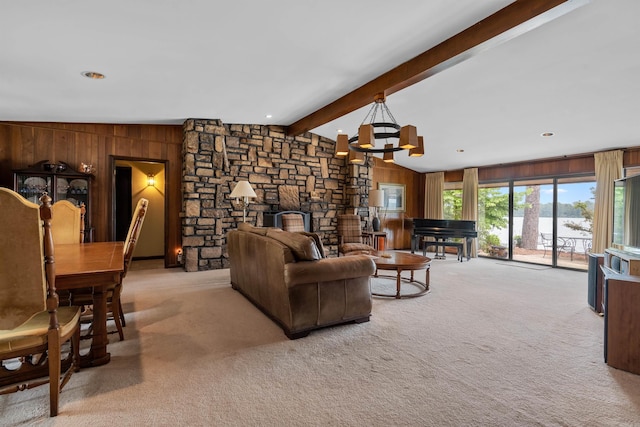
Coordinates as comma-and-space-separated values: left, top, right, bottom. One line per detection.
284, 255, 375, 287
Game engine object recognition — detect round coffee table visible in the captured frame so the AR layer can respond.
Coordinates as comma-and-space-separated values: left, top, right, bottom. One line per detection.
369, 251, 431, 299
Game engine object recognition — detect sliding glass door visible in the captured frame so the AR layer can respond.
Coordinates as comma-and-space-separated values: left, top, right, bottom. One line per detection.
555, 178, 594, 269
475, 176, 594, 270
512, 179, 554, 266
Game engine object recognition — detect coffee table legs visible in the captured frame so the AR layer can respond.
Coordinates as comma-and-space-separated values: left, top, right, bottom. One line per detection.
373, 266, 430, 299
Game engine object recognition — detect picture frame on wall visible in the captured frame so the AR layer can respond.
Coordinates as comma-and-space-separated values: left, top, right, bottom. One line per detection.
378, 183, 406, 212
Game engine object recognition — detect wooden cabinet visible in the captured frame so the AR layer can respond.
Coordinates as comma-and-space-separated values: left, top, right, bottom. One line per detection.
602, 248, 640, 375
13, 160, 93, 240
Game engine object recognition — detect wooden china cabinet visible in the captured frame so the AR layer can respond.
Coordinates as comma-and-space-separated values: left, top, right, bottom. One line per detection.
13, 160, 93, 241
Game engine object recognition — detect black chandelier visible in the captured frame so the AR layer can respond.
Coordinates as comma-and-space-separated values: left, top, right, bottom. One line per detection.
335, 93, 424, 164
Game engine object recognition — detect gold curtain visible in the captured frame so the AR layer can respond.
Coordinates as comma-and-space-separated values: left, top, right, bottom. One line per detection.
424, 172, 444, 219
592, 150, 623, 253
462, 168, 478, 257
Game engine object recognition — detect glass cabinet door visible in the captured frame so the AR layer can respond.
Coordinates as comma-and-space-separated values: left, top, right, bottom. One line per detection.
57, 176, 89, 208
14, 160, 93, 241
15, 173, 52, 204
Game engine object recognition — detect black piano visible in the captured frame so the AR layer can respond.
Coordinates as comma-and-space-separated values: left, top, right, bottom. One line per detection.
411, 218, 478, 261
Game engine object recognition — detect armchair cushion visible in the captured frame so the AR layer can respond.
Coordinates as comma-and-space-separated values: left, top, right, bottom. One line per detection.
339, 242, 376, 255
281, 213, 306, 232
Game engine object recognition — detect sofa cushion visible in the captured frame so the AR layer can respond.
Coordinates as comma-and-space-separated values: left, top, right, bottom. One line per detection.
297, 232, 325, 258
238, 222, 269, 235
266, 229, 322, 261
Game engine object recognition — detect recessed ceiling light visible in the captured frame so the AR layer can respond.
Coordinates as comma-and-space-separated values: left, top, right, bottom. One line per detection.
337, 129, 343, 134
541, 132, 554, 137
456, 149, 464, 153
81, 71, 105, 79
265, 114, 272, 119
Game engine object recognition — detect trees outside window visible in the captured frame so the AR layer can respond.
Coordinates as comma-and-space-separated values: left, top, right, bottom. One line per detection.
443, 189, 462, 220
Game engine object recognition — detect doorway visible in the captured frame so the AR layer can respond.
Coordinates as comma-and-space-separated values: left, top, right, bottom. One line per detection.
111, 157, 167, 267
115, 166, 132, 241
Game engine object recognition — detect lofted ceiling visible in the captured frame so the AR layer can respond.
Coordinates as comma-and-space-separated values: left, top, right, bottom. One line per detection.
2, 0, 639, 173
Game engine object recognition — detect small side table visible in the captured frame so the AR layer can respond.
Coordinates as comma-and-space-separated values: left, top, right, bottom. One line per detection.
363, 231, 387, 251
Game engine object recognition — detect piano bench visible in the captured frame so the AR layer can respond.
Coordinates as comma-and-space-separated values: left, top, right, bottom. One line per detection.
423, 240, 464, 262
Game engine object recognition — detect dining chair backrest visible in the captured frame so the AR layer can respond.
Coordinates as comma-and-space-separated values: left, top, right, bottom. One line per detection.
122, 198, 149, 278
51, 200, 85, 244
0, 188, 47, 329
0, 188, 81, 417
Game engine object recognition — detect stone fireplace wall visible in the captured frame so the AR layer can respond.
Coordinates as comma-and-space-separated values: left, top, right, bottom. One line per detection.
181, 119, 373, 271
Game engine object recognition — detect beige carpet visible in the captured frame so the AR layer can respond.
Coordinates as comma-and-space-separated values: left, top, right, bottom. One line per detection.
2, 257, 640, 426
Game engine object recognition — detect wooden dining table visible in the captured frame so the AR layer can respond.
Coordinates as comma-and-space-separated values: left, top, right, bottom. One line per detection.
55, 241, 124, 368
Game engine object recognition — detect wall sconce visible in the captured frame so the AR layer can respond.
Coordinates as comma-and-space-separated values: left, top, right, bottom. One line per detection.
147, 174, 156, 187
176, 248, 183, 264
229, 180, 257, 222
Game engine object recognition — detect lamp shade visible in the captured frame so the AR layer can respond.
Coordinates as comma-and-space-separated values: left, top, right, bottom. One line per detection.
358, 124, 375, 149
409, 136, 424, 157
335, 134, 349, 156
383, 144, 395, 163
399, 125, 418, 149
369, 189, 384, 208
348, 148, 364, 164
230, 180, 257, 198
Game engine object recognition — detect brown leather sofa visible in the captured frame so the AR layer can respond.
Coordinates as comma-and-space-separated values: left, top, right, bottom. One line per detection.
227, 223, 376, 339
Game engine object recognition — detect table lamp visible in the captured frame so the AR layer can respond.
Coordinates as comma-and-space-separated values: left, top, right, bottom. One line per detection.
230, 180, 257, 222
369, 189, 384, 231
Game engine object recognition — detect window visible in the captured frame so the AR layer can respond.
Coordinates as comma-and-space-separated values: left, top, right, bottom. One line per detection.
477, 183, 510, 258
443, 182, 462, 220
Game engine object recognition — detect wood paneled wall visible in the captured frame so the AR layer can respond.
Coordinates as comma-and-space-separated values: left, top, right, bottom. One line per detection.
0, 122, 183, 266
624, 147, 640, 168
372, 157, 424, 249
445, 147, 640, 183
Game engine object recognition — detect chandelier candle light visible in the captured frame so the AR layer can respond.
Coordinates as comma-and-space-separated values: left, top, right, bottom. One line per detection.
230, 180, 257, 222
335, 93, 425, 164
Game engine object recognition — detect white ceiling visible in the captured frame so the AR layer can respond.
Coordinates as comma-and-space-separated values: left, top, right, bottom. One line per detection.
2, 0, 639, 173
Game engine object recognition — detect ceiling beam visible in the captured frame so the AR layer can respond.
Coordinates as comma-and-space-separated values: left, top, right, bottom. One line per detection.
286, 0, 588, 137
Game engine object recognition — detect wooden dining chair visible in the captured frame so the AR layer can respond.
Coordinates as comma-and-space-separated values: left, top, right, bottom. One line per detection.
0, 188, 81, 417
74, 198, 148, 341
51, 200, 85, 244
112, 198, 149, 337
50, 200, 86, 307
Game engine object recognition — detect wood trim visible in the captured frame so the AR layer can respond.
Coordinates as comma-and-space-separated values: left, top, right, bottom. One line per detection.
442, 153, 595, 183
286, 0, 587, 136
